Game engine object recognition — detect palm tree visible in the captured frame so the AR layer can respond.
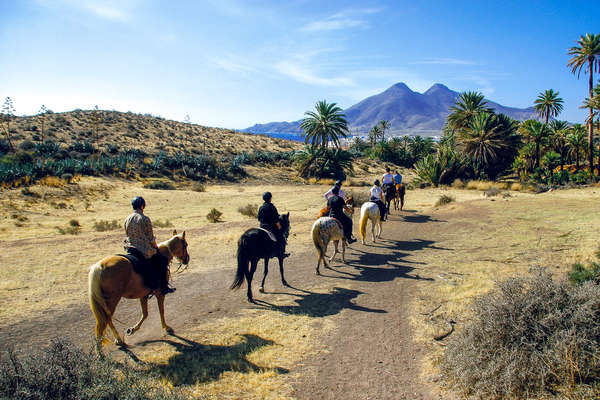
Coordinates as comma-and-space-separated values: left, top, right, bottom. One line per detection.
567, 124, 587, 170
368, 125, 381, 146
447, 91, 493, 132
567, 33, 600, 172
534, 89, 564, 125
378, 120, 390, 143
549, 120, 570, 171
519, 119, 549, 169
300, 100, 349, 149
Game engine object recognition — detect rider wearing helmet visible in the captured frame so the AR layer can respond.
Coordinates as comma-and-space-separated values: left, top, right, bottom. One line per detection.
123, 196, 175, 295
257, 192, 290, 258
324, 180, 346, 201
327, 186, 356, 244
369, 179, 387, 222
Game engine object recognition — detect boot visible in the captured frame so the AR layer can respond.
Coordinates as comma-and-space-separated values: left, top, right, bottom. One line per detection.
347, 237, 357, 244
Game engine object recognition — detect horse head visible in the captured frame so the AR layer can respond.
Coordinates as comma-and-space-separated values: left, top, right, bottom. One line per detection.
279, 212, 290, 239
169, 230, 190, 265
345, 196, 354, 210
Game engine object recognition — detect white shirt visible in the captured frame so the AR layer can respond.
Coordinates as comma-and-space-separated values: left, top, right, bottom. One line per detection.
382, 173, 394, 184
370, 186, 383, 200
324, 188, 346, 201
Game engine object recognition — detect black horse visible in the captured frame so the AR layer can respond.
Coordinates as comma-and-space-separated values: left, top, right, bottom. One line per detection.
382, 183, 396, 215
231, 213, 290, 302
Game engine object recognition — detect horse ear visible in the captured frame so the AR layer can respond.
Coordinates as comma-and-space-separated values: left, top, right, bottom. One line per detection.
182, 231, 186, 239
286, 212, 290, 217
172, 229, 177, 236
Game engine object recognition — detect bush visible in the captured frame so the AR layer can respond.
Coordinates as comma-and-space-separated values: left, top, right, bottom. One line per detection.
143, 180, 175, 190
238, 203, 258, 218
451, 179, 464, 189
435, 194, 454, 207
442, 269, 600, 399
0, 339, 182, 399
483, 187, 500, 197
206, 208, 223, 223
93, 219, 120, 232
153, 219, 173, 228
191, 182, 206, 192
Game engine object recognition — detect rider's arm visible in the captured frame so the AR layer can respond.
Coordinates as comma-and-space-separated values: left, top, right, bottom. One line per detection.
143, 216, 158, 249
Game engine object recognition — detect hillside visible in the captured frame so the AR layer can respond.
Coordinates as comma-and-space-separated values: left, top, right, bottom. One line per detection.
244, 82, 537, 138
6, 110, 301, 158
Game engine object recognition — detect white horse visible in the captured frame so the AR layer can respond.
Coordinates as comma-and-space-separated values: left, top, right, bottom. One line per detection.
311, 217, 347, 274
359, 202, 382, 244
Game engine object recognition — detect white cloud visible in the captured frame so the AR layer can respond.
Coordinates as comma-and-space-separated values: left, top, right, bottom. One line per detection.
274, 61, 355, 87
301, 8, 382, 32
211, 55, 259, 75
34, 0, 136, 22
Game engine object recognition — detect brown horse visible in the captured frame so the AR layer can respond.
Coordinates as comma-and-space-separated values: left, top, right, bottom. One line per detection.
88, 230, 189, 350
394, 183, 405, 210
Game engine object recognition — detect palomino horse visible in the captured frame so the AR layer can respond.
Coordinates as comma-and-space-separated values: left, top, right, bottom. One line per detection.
231, 213, 290, 302
311, 198, 355, 274
382, 183, 396, 215
88, 231, 189, 350
359, 202, 382, 244
394, 183, 406, 211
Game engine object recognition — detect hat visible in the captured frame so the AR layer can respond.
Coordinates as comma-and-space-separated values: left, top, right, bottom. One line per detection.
262, 192, 272, 202
132, 196, 146, 210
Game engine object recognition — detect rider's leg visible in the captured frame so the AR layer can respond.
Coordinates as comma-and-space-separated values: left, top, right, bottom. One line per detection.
341, 215, 356, 243
150, 252, 175, 295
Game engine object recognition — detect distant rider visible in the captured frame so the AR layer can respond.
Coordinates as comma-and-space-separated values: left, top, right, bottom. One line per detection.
370, 179, 387, 222
382, 167, 394, 186
324, 180, 346, 201
393, 170, 403, 185
123, 196, 175, 295
258, 192, 290, 259
327, 186, 356, 244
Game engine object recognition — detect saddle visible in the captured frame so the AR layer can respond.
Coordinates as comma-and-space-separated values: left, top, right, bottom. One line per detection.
120, 250, 159, 290
330, 217, 343, 230
257, 227, 278, 242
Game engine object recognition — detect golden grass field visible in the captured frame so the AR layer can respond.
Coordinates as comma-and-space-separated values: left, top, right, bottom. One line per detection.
2, 172, 600, 398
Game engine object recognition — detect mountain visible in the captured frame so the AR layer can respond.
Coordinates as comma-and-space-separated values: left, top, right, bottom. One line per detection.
243, 83, 537, 138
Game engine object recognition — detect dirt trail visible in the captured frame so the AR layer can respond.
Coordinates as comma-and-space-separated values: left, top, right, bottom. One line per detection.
1, 208, 446, 399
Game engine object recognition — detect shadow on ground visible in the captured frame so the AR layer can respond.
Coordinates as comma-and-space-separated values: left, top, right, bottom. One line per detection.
132, 333, 288, 385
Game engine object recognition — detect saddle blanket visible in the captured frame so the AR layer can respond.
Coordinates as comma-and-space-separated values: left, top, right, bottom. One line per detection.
257, 227, 278, 242
119, 252, 157, 290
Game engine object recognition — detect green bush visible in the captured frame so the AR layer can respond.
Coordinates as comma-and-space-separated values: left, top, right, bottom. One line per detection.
206, 208, 223, 223
435, 194, 454, 206
143, 180, 175, 190
93, 219, 120, 232
238, 203, 258, 218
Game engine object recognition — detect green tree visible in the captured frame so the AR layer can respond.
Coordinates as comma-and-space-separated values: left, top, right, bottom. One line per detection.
549, 120, 570, 171
38, 105, 48, 144
519, 119, 549, 169
293, 146, 353, 179
567, 33, 600, 172
567, 124, 587, 170
300, 100, 349, 149
368, 125, 381, 146
1, 97, 16, 151
447, 91, 493, 132
534, 89, 564, 125
378, 120, 390, 142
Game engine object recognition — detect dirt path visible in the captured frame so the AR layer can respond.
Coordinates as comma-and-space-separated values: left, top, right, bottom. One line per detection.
1, 208, 446, 399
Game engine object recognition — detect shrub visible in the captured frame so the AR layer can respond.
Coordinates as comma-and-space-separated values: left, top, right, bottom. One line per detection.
153, 219, 173, 228
69, 219, 80, 227
451, 179, 464, 189
21, 187, 40, 197
483, 187, 500, 197
442, 269, 600, 399
56, 225, 80, 235
93, 219, 120, 232
510, 182, 523, 191
349, 190, 370, 208
0, 339, 182, 400
435, 194, 454, 207
191, 182, 206, 192
238, 203, 258, 218
143, 180, 175, 190
206, 208, 223, 223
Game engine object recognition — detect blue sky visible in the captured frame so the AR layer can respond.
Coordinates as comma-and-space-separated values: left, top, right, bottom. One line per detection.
1, 0, 598, 129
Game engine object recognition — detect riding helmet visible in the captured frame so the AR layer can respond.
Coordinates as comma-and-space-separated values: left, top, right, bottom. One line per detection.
374, 179, 380, 186
335, 180, 343, 187
262, 191, 272, 202
331, 186, 340, 195
132, 196, 146, 210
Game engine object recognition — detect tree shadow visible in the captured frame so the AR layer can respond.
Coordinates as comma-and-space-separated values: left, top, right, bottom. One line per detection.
253, 286, 386, 317
133, 333, 288, 386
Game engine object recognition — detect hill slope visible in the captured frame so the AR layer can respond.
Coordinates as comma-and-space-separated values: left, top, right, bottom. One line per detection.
244, 83, 536, 138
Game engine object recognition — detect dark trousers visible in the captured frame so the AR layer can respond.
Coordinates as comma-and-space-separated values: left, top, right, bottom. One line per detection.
332, 213, 353, 240
126, 247, 169, 290
371, 197, 386, 220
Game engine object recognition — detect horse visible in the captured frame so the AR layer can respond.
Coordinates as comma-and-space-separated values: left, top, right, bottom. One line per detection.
359, 202, 382, 244
88, 230, 189, 351
394, 183, 406, 211
382, 183, 396, 215
311, 198, 355, 275
231, 213, 290, 302
317, 195, 354, 218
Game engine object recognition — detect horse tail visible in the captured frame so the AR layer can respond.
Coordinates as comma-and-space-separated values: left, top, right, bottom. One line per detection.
231, 236, 249, 290
359, 205, 369, 240
88, 262, 111, 330
312, 220, 325, 258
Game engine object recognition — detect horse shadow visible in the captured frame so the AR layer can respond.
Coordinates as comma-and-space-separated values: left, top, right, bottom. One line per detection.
402, 214, 445, 223
253, 286, 386, 317
133, 333, 288, 386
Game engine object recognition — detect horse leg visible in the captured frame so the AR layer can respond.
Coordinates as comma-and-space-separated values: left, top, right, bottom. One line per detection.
259, 258, 269, 293
329, 240, 339, 263
247, 259, 258, 302
372, 219, 377, 243
107, 320, 126, 347
278, 256, 289, 286
126, 296, 149, 336
156, 293, 173, 334
401, 193, 404, 210
377, 219, 382, 238
341, 239, 346, 263
322, 241, 330, 268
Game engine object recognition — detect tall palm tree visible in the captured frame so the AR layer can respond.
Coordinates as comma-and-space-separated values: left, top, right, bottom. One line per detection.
534, 89, 564, 125
368, 125, 381, 146
447, 91, 493, 132
567, 124, 587, 171
378, 120, 390, 143
567, 33, 600, 172
549, 120, 570, 171
519, 119, 549, 169
300, 100, 349, 149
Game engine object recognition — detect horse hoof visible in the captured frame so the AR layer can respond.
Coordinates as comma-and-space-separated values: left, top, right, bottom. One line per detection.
165, 326, 174, 334
282, 280, 289, 287
126, 327, 134, 336
259, 287, 265, 293
115, 340, 127, 348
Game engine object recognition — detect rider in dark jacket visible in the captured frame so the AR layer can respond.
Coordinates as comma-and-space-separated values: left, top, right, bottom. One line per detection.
327, 186, 356, 243
257, 192, 290, 258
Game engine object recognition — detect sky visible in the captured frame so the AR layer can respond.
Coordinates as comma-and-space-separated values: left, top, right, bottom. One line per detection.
1, 0, 598, 129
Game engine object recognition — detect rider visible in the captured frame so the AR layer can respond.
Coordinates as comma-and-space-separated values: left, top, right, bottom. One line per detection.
382, 167, 394, 189
257, 192, 290, 259
370, 179, 387, 222
324, 180, 346, 201
327, 186, 356, 244
393, 170, 403, 186
123, 196, 175, 295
